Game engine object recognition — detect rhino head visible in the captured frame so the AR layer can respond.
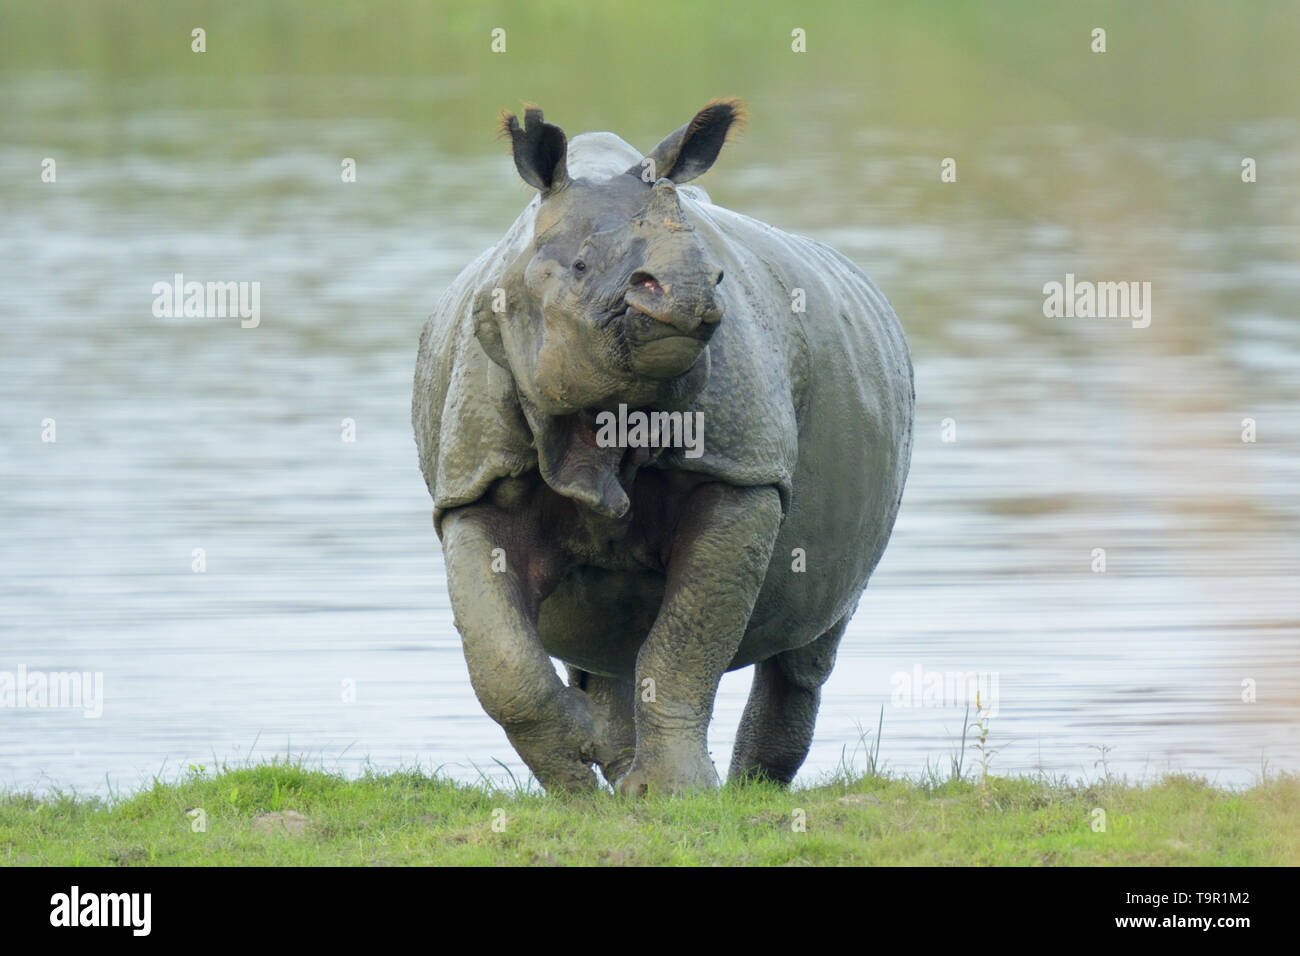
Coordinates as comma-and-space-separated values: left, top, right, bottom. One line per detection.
474, 101, 741, 424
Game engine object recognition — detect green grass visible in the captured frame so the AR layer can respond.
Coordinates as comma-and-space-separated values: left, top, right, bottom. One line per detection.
3, 758, 1296, 865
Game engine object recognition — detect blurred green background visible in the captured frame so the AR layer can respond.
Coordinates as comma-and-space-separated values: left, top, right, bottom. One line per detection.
3, 0, 1297, 129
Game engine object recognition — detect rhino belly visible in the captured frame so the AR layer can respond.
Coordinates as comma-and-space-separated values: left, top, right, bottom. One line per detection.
537, 566, 665, 680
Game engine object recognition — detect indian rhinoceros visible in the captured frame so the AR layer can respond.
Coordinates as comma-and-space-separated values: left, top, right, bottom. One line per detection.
413, 100, 913, 795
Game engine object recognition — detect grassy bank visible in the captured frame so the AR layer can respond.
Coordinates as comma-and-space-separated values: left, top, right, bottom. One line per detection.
3, 760, 1296, 865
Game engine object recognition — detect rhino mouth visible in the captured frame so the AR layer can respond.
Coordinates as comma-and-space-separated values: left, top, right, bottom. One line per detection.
591, 289, 715, 382
623, 305, 715, 344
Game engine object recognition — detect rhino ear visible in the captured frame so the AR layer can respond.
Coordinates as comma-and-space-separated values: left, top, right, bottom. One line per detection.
501, 107, 570, 194
472, 290, 509, 368
635, 98, 744, 184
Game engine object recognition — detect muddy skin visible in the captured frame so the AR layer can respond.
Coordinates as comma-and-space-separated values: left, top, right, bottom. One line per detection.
413, 101, 914, 794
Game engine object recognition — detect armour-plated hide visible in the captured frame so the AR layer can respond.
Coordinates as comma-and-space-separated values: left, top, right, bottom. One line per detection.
413, 101, 914, 794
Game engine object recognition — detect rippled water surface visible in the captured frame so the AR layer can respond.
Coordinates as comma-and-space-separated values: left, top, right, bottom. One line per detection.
2, 4, 1298, 794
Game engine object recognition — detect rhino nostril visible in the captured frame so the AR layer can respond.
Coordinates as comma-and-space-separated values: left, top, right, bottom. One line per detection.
713, 269, 724, 286
629, 271, 662, 294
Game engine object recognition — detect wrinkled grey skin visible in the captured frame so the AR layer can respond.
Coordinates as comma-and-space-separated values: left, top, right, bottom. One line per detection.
413, 101, 913, 795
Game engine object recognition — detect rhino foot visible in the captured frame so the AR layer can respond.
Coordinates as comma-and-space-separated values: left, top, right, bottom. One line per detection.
613, 750, 720, 796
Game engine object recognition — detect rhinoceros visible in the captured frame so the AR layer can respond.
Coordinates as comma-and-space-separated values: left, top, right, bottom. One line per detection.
413, 100, 913, 794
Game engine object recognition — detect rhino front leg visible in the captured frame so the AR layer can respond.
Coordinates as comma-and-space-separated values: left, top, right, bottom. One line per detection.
615, 483, 783, 796
441, 505, 608, 793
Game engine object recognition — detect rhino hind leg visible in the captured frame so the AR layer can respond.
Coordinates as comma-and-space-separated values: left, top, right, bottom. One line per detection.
566, 666, 636, 787
728, 616, 849, 786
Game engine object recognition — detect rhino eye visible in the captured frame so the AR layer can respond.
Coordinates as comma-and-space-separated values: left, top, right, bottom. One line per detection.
572, 259, 587, 273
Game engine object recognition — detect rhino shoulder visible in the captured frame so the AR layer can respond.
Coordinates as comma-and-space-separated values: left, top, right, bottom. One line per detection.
412, 247, 537, 535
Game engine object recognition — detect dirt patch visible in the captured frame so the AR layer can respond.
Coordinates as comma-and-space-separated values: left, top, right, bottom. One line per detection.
836, 794, 883, 807
252, 811, 310, 836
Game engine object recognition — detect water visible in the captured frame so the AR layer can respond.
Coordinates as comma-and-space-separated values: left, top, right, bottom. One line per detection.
2, 61, 1298, 795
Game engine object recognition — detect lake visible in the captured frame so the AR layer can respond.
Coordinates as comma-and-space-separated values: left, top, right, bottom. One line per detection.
1, 0, 1296, 794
